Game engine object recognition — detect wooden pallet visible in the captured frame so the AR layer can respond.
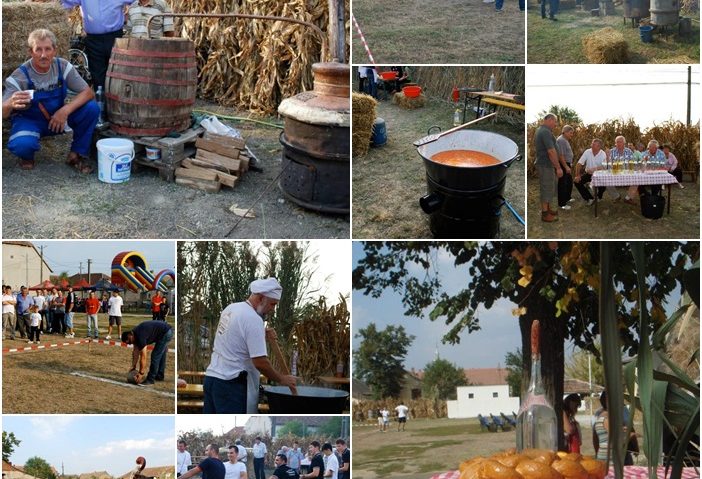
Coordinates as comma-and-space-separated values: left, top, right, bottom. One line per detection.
97, 125, 205, 182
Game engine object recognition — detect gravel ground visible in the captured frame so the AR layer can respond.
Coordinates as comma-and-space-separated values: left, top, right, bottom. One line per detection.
2, 102, 350, 239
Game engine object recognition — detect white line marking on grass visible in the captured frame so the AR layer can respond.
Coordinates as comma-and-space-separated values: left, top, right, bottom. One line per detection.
70, 372, 175, 397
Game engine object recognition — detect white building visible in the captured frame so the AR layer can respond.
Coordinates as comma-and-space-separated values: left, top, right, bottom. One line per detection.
446, 384, 520, 419
2, 241, 53, 291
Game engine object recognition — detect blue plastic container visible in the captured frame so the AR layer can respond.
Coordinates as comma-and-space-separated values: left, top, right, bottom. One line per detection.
639, 25, 654, 43
371, 117, 387, 147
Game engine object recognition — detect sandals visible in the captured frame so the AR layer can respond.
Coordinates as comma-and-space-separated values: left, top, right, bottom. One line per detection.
66, 152, 94, 175
19, 159, 35, 170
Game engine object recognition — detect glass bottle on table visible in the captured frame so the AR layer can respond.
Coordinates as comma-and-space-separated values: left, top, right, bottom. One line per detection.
516, 320, 558, 451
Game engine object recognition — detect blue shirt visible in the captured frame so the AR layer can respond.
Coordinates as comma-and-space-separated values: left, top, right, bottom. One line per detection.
132, 320, 172, 349
198, 457, 226, 479
16, 294, 34, 315
61, 0, 134, 34
609, 146, 634, 160
643, 149, 665, 165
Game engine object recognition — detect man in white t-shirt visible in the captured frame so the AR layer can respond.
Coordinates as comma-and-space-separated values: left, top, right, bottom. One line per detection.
225, 445, 248, 479
177, 440, 192, 477
106, 290, 123, 340
2, 286, 18, 340
33, 290, 46, 334
396, 403, 409, 432
203, 277, 297, 413
321, 443, 338, 479
380, 408, 390, 432
236, 439, 248, 464
574, 138, 607, 205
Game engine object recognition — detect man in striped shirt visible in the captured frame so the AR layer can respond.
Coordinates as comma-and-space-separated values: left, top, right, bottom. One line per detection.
126, 0, 175, 39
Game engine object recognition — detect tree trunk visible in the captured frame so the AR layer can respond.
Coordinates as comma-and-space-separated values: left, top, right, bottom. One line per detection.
519, 293, 567, 451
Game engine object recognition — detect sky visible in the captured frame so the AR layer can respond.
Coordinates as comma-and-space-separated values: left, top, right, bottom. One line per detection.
28, 241, 175, 277
351, 242, 685, 371
176, 415, 251, 438
2, 416, 174, 476
527, 65, 700, 128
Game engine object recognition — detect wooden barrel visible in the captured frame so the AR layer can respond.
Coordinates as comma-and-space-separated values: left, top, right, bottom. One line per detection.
105, 37, 197, 136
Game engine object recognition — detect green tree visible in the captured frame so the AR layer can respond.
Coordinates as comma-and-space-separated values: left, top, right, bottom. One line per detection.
319, 417, 342, 437
565, 347, 605, 386
277, 421, 305, 437
353, 323, 415, 399
24, 457, 56, 479
537, 105, 582, 125
421, 358, 468, 400
2, 431, 20, 462
505, 348, 523, 398
353, 241, 697, 449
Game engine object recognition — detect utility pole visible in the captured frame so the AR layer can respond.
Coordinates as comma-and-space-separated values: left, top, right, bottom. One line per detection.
79, 262, 83, 277
87, 259, 92, 285
39, 245, 45, 282
25, 253, 29, 286
687, 65, 691, 127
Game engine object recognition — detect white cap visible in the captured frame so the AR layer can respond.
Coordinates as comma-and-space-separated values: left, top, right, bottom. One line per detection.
249, 277, 282, 300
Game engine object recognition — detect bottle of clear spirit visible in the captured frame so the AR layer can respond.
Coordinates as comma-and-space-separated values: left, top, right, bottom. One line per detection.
516, 320, 557, 451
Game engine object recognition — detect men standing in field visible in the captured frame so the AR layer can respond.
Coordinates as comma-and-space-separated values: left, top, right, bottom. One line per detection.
106, 290, 123, 340
253, 437, 267, 479
334, 439, 350, 479
121, 319, 173, 385
556, 125, 575, 210
16, 286, 34, 339
270, 453, 299, 479
151, 290, 164, 321
64, 285, 76, 338
301, 442, 324, 479
225, 445, 247, 479
85, 291, 100, 339
202, 278, 297, 413
125, 0, 176, 39
236, 439, 248, 465
178, 444, 226, 479
177, 440, 192, 478
396, 402, 410, 432
2, 29, 99, 172
287, 442, 303, 473
57, 0, 134, 89
534, 113, 563, 223
3, 286, 18, 340
321, 444, 338, 479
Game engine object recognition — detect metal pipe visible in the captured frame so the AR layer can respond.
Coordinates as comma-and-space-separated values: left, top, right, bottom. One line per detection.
147, 13, 329, 62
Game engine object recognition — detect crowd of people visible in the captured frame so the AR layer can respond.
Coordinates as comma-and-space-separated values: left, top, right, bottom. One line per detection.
376, 402, 410, 432
3, 0, 175, 171
1, 284, 169, 342
357, 66, 410, 99
177, 438, 351, 479
534, 113, 684, 222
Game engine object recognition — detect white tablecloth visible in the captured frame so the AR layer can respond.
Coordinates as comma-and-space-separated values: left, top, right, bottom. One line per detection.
591, 170, 678, 187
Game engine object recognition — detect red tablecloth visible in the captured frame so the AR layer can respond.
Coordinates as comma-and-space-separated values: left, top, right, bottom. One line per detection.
591, 170, 678, 187
430, 466, 700, 479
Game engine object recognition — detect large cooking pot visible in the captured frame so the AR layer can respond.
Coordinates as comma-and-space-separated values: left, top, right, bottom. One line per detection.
416, 129, 521, 238
264, 385, 348, 414
416, 130, 521, 190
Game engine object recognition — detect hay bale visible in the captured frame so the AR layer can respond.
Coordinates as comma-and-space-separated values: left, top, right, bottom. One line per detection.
392, 92, 427, 109
650, 55, 695, 63
582, 27, 629, 63
2, 2, 73, 81
352, 92, 377, 157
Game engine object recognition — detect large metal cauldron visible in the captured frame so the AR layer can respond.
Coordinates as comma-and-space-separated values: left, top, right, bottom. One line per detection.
417, 130, 521, 239
623, 0, 650, 20
264, 385, 348, 414
277, 63, 350, 214
650, 0, 679, 25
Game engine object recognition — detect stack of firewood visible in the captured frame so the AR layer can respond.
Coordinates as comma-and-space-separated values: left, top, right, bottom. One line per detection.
175, 133, 252, 192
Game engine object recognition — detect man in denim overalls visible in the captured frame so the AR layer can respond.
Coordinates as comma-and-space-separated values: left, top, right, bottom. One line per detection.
2, 29, 99, 171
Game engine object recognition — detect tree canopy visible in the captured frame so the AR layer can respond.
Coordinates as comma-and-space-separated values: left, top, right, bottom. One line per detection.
24, 457, 56, 479
421, 358, 468, 400
2, 431, 20, 462
353, 322, 415, 399
537, 105, 582, 125
504, 348, 523, 398
278, 421, 304, 437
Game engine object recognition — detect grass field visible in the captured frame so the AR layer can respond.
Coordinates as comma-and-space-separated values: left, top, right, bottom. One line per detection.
352, 96, 525, 239
352, 415, 633, 479
352, 0, 525, 64
526, 176, 700, 238
527, 5, 700, 63
2, 314, 175, 414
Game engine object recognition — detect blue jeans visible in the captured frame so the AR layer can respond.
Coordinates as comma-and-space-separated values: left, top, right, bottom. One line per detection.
146, 327, 173, 381
496, 0, 504, 9
203, 375, 247, 414
87, 314, 99, 338
541, 0, 558, 17
254, 457, 265, 479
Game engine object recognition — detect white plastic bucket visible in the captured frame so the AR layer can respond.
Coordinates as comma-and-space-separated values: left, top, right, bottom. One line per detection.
97, 138, 134, 183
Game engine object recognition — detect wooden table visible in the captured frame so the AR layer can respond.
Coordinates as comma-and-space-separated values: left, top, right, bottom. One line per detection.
458, 88, 522, 123
178, 383, 203, 398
